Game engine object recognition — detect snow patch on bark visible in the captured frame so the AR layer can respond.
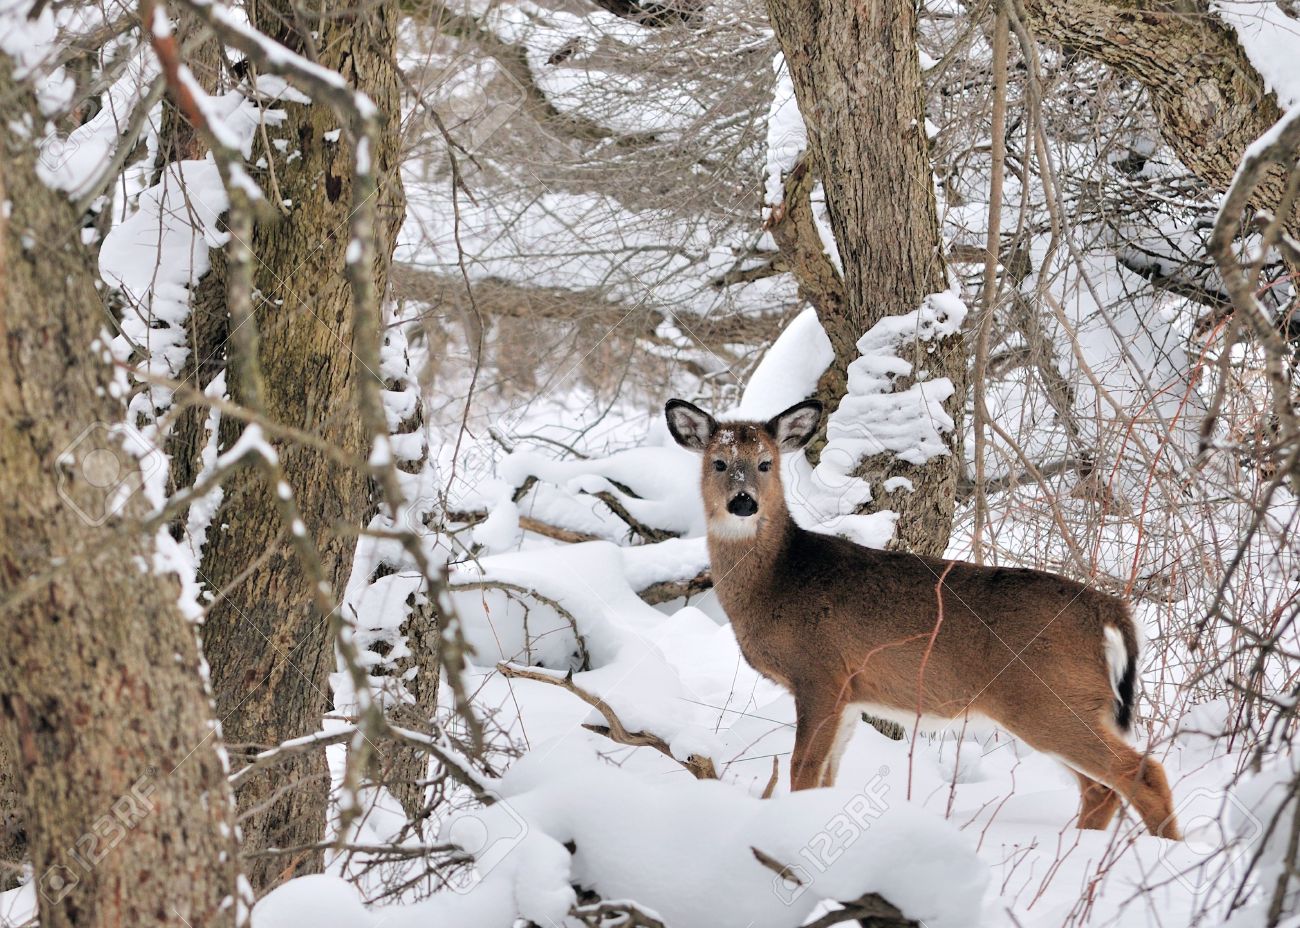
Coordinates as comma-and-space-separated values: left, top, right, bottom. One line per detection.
1214, 0, 1300, 111
782, 291, 967, 546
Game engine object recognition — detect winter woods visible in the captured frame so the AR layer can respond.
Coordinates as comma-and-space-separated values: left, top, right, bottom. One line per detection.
1, 0, 1300, 925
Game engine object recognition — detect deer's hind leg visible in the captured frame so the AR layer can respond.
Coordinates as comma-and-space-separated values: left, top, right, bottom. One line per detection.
791, 691, 845, 791
1022, 718, 1180, 839
1073, 771, 1121, 831
992, 665, 1179, 838
1088, 740, 1179, 839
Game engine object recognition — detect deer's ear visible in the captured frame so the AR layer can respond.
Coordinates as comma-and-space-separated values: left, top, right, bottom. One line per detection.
665, 399, 717, 452
766, 399, 822, 451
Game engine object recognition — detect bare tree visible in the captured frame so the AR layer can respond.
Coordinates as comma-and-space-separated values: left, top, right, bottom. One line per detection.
766, 0, 965, 555
0, 55, 241, 928
181, 0, 408, 888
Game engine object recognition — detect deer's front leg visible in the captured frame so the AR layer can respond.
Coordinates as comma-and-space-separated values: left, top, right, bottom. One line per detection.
790, 691, 843, 791
820, 704, 861, 787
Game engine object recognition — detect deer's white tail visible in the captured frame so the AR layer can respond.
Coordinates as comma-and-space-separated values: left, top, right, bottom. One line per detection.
1103, 618, 1137, 734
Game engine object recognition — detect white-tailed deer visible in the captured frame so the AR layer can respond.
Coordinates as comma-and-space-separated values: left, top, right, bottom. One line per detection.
666, 398, 1180, 839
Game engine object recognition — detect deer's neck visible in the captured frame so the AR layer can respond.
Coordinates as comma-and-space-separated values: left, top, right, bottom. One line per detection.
705, 502, 794, 596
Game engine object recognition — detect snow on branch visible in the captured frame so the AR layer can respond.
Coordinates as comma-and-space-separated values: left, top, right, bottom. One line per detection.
498, 662, 719, 780
763, 51, 841, 276
145, 0, 262, 202
178, 0, 376, 118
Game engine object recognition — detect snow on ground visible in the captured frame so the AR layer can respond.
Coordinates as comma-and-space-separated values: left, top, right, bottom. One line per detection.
217, 307, 1285, 928
4, 2, 1292, 923
244, 512, 1262, 927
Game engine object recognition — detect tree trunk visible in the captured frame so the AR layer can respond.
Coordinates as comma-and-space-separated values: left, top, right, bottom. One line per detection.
365, 314, 443, 821
0, 60, 240, 928
193, 0, 406, 889
766, 0, 964, 556
0, 741, 22, 892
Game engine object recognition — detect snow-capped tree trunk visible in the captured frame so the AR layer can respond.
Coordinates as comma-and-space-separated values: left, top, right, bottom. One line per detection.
766, 0, 964, 556
191, 0, 407, 889
0, 60, 241, 928
1018, 0, 1298, 232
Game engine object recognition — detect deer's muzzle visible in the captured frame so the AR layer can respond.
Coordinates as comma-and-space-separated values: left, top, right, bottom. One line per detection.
727, 492, 758, 517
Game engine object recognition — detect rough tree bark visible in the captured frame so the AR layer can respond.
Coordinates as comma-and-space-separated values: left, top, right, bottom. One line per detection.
0, 59, 241, 928
0, 742, 21, 892
0, 21, 226, 898
765, 0, 964, 557
191, 0, 407, 888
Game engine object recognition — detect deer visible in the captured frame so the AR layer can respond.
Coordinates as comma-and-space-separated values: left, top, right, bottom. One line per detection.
665, 397, 1181, 839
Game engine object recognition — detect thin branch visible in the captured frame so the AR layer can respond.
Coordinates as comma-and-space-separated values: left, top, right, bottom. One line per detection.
453, 580, 591, 670
497, 662, 718, 779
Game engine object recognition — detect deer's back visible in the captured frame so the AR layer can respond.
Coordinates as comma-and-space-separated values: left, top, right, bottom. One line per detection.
720, 528, 1128, 715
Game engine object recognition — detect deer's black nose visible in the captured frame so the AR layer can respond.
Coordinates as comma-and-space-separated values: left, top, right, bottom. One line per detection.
727, 493, 758, 517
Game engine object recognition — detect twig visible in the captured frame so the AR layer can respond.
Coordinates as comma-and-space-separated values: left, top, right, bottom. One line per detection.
497, 663, 718, 779
244, 841, 465, 861
908, 561, 955, 800
454, 580, 591, 670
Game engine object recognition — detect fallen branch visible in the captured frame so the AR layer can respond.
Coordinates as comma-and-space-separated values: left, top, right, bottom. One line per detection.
497, 663, 718, 780
760, 756, 780, 800
442, 526, 712, 606
570, 898, 667, 928
447, 507, 604, 545
453, 579, 592, 671
448, 474, 606, 545
636, 570, 712, 605
588, 490, 676, 544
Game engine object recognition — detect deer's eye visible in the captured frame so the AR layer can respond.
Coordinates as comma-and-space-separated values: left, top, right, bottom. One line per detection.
713, 459, 727, 472
758, 461, 772, 472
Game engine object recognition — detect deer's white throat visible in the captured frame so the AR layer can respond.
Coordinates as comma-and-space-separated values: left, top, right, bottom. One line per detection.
707, 513, 760, 540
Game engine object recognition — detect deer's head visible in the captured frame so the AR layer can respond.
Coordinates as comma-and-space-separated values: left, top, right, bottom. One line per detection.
665, 398, 821, 539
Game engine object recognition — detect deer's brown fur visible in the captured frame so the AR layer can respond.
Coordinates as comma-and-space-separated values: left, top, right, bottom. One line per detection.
666, 398, 1180, 839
